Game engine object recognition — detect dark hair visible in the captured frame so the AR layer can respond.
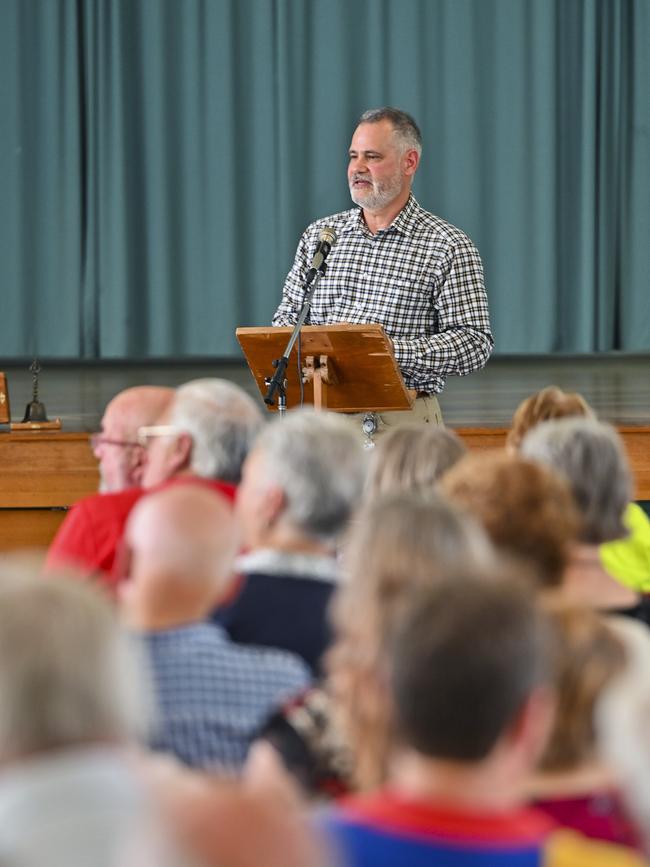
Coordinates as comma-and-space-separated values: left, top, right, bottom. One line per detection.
390, 572, 551, 761
358, 107, 422, 155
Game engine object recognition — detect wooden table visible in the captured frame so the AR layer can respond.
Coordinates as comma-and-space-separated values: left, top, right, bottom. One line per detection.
453, 426, 650, 501
0, 424, 648, 553
0, 432, 99, 551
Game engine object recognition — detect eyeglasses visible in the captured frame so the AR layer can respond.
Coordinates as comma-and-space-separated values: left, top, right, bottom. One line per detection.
137, 425, 180, 448
90, 433, 141, 450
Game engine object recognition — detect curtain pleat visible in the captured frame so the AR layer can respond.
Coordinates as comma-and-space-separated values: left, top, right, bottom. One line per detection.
0, 0, 647, 358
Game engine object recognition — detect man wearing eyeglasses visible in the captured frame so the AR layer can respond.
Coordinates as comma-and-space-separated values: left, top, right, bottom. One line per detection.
91, 386, 174, 493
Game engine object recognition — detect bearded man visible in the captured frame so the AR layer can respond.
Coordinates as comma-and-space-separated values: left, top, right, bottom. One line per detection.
273, 107, 493, 429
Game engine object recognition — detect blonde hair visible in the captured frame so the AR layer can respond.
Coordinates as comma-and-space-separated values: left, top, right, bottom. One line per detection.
507, 386, 593, 451
327, 493, 493, 789
539, 604, 626, 771
366, 424, 466, 497
0, 557, 150, 755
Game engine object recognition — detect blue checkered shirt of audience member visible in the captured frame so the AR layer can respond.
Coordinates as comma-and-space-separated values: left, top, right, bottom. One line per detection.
273, 195, 494, 395
137, 623, 311, 771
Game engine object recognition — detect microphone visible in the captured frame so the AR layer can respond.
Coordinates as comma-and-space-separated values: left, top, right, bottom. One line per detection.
307, 226, 337, 275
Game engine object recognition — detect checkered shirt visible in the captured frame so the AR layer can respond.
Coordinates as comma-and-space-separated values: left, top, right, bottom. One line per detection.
273, 195, 493, 394
137, 623, 311, 771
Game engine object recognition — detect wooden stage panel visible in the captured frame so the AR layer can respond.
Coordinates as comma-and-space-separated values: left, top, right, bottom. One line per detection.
0, 355, 648, 549
0, 432, 99, 552
0, 509, 67, 552
453, 426, 650, 501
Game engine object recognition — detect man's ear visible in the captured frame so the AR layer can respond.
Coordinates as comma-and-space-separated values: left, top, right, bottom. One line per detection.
261, 484, 287, 530
170, 432, 195, 474
506, 685, 556, 769
403, 147, 420, 178
129, 447, 148, 487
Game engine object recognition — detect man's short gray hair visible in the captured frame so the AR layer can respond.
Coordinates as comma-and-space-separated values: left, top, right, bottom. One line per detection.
171, 378, 264, 484
253, 408, 367, 542
0, 557, 149, 756
521, 417, 631, 544
358, 106, 422, 157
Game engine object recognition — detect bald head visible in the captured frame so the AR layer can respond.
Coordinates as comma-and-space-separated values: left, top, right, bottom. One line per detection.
122, 485, 240, 629
94, 386, 174, 492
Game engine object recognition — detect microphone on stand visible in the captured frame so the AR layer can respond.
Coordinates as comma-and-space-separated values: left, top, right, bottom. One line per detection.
306, 226, 337, 282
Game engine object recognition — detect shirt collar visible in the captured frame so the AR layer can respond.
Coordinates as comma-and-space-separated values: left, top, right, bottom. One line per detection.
235, 548, 340, 583
341, 194, 421, 238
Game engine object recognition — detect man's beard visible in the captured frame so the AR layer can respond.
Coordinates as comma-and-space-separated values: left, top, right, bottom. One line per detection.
349, 170, 402, 211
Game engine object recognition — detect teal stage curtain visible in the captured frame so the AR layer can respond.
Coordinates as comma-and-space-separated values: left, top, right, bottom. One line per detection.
1, 0, 648, 359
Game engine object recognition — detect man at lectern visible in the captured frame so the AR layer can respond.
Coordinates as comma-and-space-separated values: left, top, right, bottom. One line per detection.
273, 107, 493, 431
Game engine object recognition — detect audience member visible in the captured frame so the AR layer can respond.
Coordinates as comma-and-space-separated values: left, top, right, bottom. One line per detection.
527, 604, 642, 850
521, 418, 645, 617
327, 493, 494, 791
121, 485, 311, 771
45, 385, 172, 576
321, 571, 647, 866
597, 617, 650, 856
441, 451, 580, 591
47, 378, 263, 581
0, 555, 179, 867
365, 423, 466, 497
506, 385, 594, 452
92, 385, 174, 493
155, 757, 326, 867
215, 408, 366, 675
507, 386, 650, 593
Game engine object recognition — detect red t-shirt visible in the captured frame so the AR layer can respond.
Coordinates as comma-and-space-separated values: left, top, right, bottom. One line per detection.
45, 476, 236, 585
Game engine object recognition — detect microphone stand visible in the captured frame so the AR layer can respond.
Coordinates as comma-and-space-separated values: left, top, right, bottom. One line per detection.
264, 264, 326, 414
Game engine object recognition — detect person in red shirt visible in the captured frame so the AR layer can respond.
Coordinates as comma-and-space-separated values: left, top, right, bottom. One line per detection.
91, 386, 174, 494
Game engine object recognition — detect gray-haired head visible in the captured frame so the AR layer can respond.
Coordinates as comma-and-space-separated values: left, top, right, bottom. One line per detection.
171, 378, 264, 484
246, 408, 367, 543
0, 556, 150, 757
521, 417, 631, 544
358, 107, 422, 157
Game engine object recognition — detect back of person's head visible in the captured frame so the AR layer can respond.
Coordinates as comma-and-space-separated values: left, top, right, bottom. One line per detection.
390, 571, 552, 762
170, 378, 264, 484
336, 492, 493, 642
122, 485, 240, 625
441, 451, 580, 589
327, 493, 494, 788
0, 556, 147, 757
538, 604, 626, 773
507, 386, 594, 451
596, 618, 650, 846
239, 408, 367, 544
521, 417, 631, 544
366, 424, 466, 497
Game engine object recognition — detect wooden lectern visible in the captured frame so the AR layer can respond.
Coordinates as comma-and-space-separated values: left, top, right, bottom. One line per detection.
236, 323, 414, 413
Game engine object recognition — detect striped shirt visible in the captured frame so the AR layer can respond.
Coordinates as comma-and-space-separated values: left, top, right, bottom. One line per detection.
273, 195, 493, 394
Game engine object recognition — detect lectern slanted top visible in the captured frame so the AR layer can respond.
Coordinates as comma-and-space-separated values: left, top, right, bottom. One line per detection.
236, 324, 414, 413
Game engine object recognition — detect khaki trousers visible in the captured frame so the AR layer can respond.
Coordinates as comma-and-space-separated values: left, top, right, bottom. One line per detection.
348, 394, 443, 448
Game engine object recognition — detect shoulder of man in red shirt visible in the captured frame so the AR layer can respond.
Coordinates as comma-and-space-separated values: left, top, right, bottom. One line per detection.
46, 475, 237, 589
45, 487, 145, 579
